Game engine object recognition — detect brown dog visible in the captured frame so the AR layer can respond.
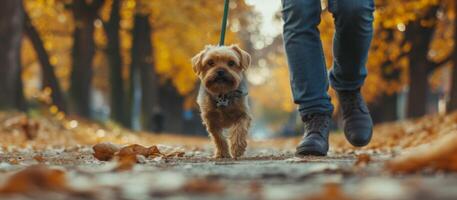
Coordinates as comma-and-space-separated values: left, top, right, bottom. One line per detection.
191, 45, 252, 158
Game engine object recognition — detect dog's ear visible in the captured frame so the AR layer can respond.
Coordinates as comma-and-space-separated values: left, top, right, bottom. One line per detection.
191, 45, 212, 75
231, 45, 251, 70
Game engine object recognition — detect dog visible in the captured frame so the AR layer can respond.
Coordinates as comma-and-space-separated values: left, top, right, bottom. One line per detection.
191, 45, 252, 158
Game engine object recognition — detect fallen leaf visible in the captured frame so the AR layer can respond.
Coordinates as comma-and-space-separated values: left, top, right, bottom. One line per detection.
304, 183, 352, 200
20, 118, 39, 140
0, 165, 68, 194
118, 144, 162, 159
33, 155, 46, 163
93, 142, 121, 161
114, 155, 137, 172
165, 151, 185, 158
386, 133, 457, 173
148, 145, 162, 156
249, 181, 263, 199
354, 154, 371, 167
182, 178, 224, 194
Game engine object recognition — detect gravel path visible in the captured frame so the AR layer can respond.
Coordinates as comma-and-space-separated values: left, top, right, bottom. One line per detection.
0, 144, 456, 200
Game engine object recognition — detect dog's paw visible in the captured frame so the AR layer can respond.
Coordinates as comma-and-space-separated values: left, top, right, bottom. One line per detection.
214, 150, 231, 159
230, 140, 247, 158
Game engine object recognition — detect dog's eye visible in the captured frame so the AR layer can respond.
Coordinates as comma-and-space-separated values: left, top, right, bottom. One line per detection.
228, 60, 236, 67
207, 60, 215, 66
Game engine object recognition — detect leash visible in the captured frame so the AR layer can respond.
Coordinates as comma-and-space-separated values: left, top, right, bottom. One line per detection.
219, 0, 230, 46
213, 0, 248, 108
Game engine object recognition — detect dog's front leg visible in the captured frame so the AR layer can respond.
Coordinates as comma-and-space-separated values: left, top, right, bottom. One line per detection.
228, 115, 251, 158
206, 124, 231, 158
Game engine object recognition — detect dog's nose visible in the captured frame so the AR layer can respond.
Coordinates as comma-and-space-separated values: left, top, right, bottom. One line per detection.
217, 69, 225, 76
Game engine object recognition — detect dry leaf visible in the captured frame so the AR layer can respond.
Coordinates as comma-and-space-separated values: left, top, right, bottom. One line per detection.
148, 145, 162, 157
165, 151, 185, 158
304, 183, 352, 200
20, 118, 39, 140
93, 142, 121, 161
33, 155, 46, 163
182, 179, 225, 194
114, 155, 137, 172
118, 144, 162, 159
386, 133, 457, 173
354, 154, 371, 167
0, 165, 68, 194
249, 181, 263, 199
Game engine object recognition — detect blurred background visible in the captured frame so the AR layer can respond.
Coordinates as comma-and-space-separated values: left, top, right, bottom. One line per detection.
0, 0, 455, 139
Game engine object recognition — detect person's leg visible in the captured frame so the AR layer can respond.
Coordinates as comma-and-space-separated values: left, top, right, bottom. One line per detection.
282, 0, 333, 156
282, 0, 334, 117
328, 0, 375, 147
328, 0, 374, 91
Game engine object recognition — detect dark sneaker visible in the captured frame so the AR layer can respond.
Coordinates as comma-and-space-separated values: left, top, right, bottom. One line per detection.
296, 113, 331, 156
337, 89, 373, 147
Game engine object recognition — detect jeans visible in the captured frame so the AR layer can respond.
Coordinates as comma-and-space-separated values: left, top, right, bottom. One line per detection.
282, 0, 374, 117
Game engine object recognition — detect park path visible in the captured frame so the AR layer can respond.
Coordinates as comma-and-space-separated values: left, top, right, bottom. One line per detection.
0, 142, 456, 200
0, 112, 457, 199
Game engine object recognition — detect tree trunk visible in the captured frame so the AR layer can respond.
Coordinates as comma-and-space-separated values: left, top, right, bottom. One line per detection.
159, 81, 185, 134
405, 7, 438, 118
128, 65, 142, 130
447, 2, 457, 112
24, 12, 67, 112
370, 93, 398, 124
183, 108, 206, 135
104, 0, 127, 125
70, 0, 104, 117
0, 0, 26, 111
138, 17, 161, 132
449, 60, 457, 112
407, 61, 429, 118
130, 14, 162, 131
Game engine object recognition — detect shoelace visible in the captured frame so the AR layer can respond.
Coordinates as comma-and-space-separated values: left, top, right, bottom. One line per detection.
303, 114, 330, 137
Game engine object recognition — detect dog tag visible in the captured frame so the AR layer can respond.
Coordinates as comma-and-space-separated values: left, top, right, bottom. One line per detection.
216, 96, 229, 107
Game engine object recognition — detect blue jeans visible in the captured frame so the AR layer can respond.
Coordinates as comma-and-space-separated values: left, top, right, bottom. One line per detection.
282, 0, 374, 117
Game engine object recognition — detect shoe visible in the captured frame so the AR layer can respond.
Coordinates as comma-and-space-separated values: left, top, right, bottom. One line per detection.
337, 89, 373, 147
296, 113, 331, 156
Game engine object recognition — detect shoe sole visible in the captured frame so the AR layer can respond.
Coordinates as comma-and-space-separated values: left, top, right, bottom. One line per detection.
345, 128, 373, 147
295, 146, 327, 156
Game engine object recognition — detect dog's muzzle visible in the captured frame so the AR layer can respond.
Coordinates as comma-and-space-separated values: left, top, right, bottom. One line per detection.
210, 73, 234, 84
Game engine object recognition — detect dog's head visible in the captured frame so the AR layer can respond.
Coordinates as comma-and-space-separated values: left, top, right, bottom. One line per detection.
192, 45, 251, 95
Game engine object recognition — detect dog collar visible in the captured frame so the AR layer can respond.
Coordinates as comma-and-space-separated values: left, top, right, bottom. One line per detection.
214, 90, 247, 107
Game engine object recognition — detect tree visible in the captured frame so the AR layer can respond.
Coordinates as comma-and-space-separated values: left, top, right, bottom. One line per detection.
129, 12, 161, 131
0, 0, 26, 111
103, 0, 127, 125
447, 1, 457, 112
404, 6, 440, 118
70, 0, 105, 117
159, 80, 185, 133
21, 0, 255, 133
24, 11, 67, 112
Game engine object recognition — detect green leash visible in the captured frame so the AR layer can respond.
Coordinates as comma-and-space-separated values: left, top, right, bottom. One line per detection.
219, 0, 230, 46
